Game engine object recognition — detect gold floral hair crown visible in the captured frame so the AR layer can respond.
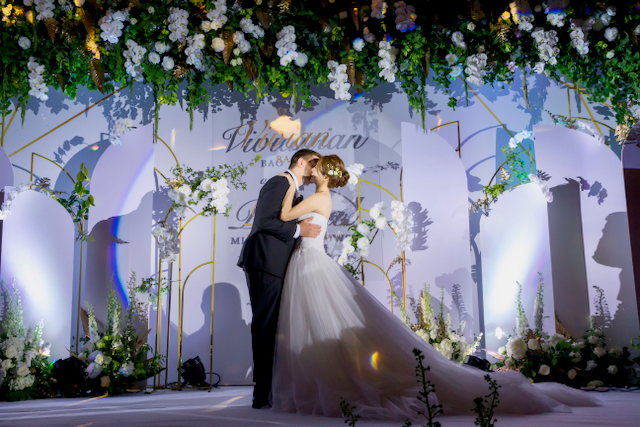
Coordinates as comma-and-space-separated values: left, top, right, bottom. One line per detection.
326, 165, 343, 177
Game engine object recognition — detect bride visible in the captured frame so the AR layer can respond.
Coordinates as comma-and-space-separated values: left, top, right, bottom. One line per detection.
271, 154, 600, 420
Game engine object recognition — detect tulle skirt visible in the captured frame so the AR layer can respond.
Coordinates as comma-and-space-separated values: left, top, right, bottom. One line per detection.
271, 246, 601, 419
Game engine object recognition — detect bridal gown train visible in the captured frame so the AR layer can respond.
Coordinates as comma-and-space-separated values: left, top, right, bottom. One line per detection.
271, 213, 601, 419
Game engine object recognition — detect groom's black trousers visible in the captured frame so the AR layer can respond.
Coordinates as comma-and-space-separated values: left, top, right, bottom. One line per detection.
244, 266, 284, 404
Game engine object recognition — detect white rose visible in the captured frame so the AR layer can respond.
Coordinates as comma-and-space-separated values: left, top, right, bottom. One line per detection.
506, 337, 527, 360
570, 352, 582, 363
549, 333, 566, 345
593, 346, 606, 357
567, 369, 577, 380
609, 347, 623, 358
356, 223, 370, 235
162, 56, 175, 71
538, 364, 551, 376
5, 347, 18, 359
212, 37, 225, 53
607, 365, 618, 374
94, 353, 104, 364
445, 52, 458, 66
498, 346, 506, 355
606, 50, 615, 59
130, 18, 138, 25
467, 22, 476, 31
604, 27, 618, 42
586, 360, 597, 371
587, 380, 604, 388
594, 329, 603, 337
527, 339, 540, 351
1, 359, 13, 370
353, 38, 364, 52
199, 178, 214, 192
149, 52, 161, 64
18, 37, 31, 50
504, 357, 515, 368
588, 335, 601, 345
148, 6, 155, 13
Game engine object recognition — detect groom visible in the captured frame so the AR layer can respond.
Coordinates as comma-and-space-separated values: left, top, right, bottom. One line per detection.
238, 149, 322, 408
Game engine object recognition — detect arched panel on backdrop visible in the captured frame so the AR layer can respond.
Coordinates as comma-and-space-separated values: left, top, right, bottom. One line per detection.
400, 122, 476, 338
480, 183, 555, 357
0, 190, 74, 360
534, 125, 640, 346
0, 147, 14, 189
83, 124, 154, 312
87, 124, 155, 232
622, 125, 640, 326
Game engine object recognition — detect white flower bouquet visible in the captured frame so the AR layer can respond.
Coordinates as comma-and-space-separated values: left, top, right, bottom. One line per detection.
0, 281, 54, 401
166, 155, 260, 219
76, 273, 164, 395
491, 274, 635, 387
394, 284, 482, 363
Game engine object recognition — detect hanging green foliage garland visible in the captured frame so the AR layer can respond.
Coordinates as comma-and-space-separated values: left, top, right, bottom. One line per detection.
1, 0, 640, 130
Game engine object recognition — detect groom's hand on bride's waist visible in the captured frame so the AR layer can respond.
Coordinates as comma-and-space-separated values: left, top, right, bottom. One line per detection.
299, 218, 321, 238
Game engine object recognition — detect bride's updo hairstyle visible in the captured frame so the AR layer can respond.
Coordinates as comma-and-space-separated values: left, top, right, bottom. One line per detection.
317, 155, 350, 189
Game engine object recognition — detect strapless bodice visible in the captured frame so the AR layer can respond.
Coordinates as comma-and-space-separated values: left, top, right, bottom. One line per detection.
297, 212, 328, 252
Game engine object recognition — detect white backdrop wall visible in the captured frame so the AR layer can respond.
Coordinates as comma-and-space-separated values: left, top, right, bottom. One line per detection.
0, 70, 638, 384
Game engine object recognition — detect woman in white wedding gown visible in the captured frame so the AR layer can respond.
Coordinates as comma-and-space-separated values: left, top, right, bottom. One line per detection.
271, 155, 600, 420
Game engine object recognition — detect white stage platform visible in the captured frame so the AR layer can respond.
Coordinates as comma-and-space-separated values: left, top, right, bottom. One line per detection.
1, 386, 639, 427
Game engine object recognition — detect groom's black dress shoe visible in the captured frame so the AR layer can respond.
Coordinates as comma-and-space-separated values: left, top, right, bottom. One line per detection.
252, 401, 272, 409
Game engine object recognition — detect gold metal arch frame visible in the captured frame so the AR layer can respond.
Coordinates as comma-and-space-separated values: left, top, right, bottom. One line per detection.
356, 177, 407, 309
150, 136, 220, 391
29, 153, 88, 352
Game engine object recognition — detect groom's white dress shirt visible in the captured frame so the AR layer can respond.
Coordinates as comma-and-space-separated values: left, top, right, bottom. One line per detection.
285, 170, 301, 239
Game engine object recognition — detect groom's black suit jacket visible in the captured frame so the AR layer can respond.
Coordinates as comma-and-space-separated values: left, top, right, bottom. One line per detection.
237, 175, 299, 278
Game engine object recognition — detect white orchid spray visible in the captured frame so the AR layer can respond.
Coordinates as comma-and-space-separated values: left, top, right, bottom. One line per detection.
201, 0, 228, 32
123, 39, 147, 80
576, 120, 606, 145
508, 130, 533, 149
378, 40, 398, 83
327, 60, 351, 100
108, 119, 135, 145
532, 28, 560, 66
464, 52, 487, 86
345, 163, 364, 185
389, 200, 413, 251
27, 57, 48, 101
168, 7, 189, 42
276, 25, 308, 67
528, 173, 553, 203
98, 9, 129, 44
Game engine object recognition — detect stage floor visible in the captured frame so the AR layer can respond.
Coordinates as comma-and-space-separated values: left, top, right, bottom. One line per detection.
1, 386, 639, 427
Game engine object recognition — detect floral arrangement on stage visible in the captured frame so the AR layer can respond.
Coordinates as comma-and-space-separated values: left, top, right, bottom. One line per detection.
395, 284, 482, 363
166, 154, 261, 219
0, 281, 54, 401
76, 274, 164, 395
491, 274, 636, 387
1, 1, 639, 131
338, 199, 413, 278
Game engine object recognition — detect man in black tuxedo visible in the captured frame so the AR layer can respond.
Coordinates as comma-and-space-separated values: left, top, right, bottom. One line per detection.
238, 149, 322, 408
